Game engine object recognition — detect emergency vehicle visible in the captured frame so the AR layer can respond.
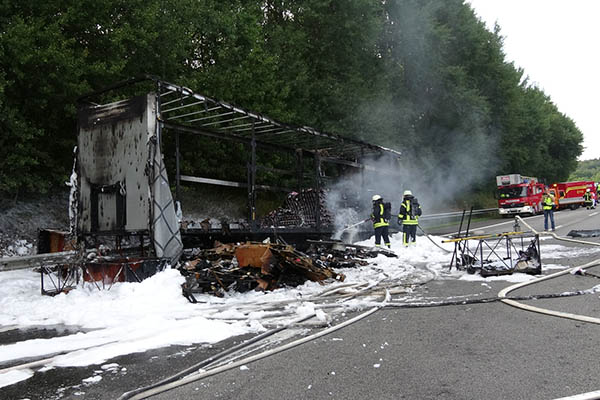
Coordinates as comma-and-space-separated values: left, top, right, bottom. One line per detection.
496, 174, 545, 216
549, 181, 596, 210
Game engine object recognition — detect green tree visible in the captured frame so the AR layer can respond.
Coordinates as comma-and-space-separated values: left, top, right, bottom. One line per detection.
0, 0, 585, 201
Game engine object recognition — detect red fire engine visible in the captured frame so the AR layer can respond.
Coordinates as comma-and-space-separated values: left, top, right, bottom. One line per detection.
496, 174, 545, 216
549, 181, 596, 210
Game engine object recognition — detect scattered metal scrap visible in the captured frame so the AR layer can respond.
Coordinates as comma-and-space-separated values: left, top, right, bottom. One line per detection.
444, 231, 541, 277
180, 241, 344, 301
261, 189, 333, 228
180, 240, 394, 302
306, 239, 398, 259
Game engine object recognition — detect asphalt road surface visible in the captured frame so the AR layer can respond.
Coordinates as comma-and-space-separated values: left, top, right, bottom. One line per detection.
3, 207, 600, 400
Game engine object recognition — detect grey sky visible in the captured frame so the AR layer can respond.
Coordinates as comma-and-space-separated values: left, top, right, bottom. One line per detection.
467, 0, 599, 160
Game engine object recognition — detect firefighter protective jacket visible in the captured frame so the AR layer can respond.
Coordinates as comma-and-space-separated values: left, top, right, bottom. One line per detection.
398, 197, 420, 225
584, 192, 593, 203
371, 200, 389, 228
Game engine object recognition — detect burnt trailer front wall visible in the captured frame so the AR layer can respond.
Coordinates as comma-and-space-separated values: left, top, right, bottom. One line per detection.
77, 94, 155, 235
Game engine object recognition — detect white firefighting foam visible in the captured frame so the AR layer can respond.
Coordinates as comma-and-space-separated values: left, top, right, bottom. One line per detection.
0, 233, 566, 388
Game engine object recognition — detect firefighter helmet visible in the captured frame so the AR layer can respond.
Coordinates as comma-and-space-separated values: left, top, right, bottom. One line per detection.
372, 194, 382, 201
403, 190, 413, 197
587, 188, 591, 192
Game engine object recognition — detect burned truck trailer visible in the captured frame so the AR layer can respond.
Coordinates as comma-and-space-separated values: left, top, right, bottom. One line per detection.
74, 75, 402, 253
13, 75, 403, 294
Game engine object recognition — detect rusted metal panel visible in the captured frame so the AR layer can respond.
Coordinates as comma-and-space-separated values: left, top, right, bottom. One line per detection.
82, 258, 167, 286
38, 229, 69, 253
77, 94, 155, 234
235, 244, 272, 269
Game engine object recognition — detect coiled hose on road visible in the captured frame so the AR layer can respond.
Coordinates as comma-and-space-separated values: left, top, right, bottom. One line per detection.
121, 217, 600, 399
123, 279, 600, 398
498, 216, 600, 324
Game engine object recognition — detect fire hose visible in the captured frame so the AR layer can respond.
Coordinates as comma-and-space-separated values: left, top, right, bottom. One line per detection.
339, 218, 371, 232
121, 280, 600, 399
417, 225, 452, 253
124, 294, 390, 400
499, 216, 600, 324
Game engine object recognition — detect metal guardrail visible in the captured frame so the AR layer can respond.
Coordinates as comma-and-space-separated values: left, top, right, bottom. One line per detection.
1, 208, 501, 273
416, 208, 499, 231
419, 208, 498, 221
0, 251, 79, 272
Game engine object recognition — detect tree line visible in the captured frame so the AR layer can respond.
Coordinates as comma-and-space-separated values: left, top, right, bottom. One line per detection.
569, 159, 600, 183
0, 0, 583, 199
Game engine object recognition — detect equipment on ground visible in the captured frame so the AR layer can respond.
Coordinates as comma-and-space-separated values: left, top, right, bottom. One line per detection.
444, 230, 541, 277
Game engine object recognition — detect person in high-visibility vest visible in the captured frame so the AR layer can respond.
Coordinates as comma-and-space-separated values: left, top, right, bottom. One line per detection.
397, 190, 422, 246
584, 188, 594, 210
542, 188, 556, 231
371, 195, 390, 248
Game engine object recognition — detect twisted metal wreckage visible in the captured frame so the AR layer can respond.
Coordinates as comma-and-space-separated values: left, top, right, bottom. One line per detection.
442, 210, 542, 277
1, 75, 404, 297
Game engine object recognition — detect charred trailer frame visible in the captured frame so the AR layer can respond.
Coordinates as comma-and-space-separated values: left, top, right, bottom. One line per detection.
75, 76, 401, 250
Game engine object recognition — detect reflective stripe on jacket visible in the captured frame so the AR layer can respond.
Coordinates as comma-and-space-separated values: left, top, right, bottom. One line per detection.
372, 202, 389, 228
398, 198, 419, 225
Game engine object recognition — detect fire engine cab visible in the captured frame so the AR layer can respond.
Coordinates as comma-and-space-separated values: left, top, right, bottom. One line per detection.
496, 174, 545, 216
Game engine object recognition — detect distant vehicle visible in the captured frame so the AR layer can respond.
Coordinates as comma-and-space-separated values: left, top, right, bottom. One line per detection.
496, 174, 545, 216
549, 181, 596, 210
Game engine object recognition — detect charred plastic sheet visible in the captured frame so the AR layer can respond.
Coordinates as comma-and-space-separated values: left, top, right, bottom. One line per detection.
180, 240, 395, 301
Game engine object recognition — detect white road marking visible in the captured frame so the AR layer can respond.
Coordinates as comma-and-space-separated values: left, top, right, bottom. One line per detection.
589, 212, 599, 217
552, 389, 600, 400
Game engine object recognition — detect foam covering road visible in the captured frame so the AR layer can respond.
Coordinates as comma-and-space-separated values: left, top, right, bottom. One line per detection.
3, 207, 600, 400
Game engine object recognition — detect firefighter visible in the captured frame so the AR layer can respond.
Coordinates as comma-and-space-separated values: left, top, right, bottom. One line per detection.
397, 190, 421, 246
542, 188, 555, 231
583, 188, 594, 209
371, 195, 390, 248
371, 194, 391, 248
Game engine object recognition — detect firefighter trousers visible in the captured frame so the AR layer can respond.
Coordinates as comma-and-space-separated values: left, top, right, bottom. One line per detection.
402, 224, 417, 245
375, 226, 390, 248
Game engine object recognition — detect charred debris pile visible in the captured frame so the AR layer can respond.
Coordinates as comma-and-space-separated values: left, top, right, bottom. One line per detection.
179, 188, 394, 301
180, 240, 396, 302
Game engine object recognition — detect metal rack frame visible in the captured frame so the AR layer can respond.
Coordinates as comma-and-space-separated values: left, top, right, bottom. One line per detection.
78, 75, 402, 232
